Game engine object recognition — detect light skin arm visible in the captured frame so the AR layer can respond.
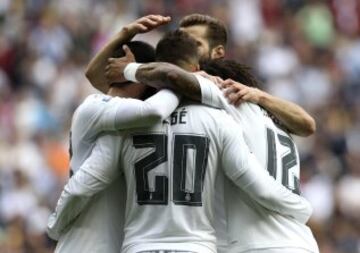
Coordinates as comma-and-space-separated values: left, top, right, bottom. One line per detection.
221, 79, 316, 136
85, 15, 171, 93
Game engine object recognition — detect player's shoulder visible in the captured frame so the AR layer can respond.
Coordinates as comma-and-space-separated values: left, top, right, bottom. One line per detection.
183, 102, 239, 129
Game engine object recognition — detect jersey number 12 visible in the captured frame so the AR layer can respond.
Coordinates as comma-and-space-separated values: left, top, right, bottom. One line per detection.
266, 128, 300, 194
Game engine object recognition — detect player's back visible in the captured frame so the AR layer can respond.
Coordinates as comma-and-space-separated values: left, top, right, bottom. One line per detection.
55, 94, 125, 253
198, 76, 318, 252
118, 102, 232, 253
223, 102, 319, 253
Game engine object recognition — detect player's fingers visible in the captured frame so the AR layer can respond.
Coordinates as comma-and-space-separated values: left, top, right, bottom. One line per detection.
241, 93, 253, 102
227, 93, 240, 104
141, 17, 158, 27
135, 23, 148, 31
223, 86, 238, 97
107, 58, 116, 63
222, 79, 235, 88
148, 15, 170, 23
123, 45, 135, 59
234, 97, 245, 107
148, 15, 166, 23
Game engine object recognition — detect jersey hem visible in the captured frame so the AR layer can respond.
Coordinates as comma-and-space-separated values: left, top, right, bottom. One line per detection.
227, 242, 318, 253
122, 242, 217, 253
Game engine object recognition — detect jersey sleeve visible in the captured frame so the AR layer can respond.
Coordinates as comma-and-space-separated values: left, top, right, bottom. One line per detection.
219, 116, 312, 223
47, 135, 121, 240
195, 74, 226, 109
106, 89, 180, 130
82, 89, 180, 134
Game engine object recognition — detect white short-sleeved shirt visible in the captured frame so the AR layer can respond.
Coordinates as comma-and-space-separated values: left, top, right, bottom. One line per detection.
197, 74, 319, 253
79, 102, 311, 253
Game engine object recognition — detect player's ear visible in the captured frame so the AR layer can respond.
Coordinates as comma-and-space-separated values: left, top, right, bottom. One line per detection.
211, 45, 225, 59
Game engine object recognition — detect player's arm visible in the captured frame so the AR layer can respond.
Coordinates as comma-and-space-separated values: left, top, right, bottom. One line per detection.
90, 89, 180, 131
221, 79, 316, 136
219, 116, 312, 223
106, 58, 203, 101
85, 15, 170, 93
47, 135, 120, 240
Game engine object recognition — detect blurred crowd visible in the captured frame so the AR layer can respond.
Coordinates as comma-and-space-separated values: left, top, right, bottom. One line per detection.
0, 0, 359, 252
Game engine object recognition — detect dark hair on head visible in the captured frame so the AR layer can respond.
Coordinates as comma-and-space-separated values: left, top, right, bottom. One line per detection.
200, 59, 261, 88
113, 41, 156, 99
179, 14, 227, 49
113, 40, 155, 63
156, 29, 199, 66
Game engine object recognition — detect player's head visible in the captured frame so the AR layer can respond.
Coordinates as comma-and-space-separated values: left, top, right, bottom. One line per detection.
111, 40, 157, 99
156, 29, 200, 72
113, 40, 155, 62
201, 59, 261, 88
179, 14, 227, 60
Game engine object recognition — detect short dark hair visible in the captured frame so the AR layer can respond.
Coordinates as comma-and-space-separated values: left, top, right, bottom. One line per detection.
156, 29, 199, 66
113, 41, 156, 99
113, 40, 155, 63
179, 14, 227, 48
200, 59, 261, 88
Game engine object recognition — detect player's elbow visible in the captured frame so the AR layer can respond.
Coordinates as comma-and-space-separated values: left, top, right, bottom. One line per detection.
85, 65, 93, 82
298, 116, 316, 137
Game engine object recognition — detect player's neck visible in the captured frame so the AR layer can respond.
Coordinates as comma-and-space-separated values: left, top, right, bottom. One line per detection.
107, 86, 127, 97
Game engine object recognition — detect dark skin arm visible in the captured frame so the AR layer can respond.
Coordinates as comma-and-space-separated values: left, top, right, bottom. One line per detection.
136, 63, 201, 101
105, 47, 201, 101
105, 53, 315, 136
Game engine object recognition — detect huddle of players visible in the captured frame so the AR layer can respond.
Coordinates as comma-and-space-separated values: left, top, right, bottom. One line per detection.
47, 14, 320, 253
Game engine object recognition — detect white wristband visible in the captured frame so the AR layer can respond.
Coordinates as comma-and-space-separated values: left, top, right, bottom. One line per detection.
123, 63, 142, 83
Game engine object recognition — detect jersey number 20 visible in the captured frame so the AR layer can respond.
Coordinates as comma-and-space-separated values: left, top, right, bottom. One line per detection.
133, 134, 210, 206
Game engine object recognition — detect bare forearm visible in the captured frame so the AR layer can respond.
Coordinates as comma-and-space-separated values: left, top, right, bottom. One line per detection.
136, 62, 201, 101
259, 92, 316, 136
85, 28, 135, 93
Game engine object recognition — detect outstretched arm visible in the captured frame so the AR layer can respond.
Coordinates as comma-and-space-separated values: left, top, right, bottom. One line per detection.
85, 15, 171, 93
221, 80, 316, 136
105, 59, 202, 101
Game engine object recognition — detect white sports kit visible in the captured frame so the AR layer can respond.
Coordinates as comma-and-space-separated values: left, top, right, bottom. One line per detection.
197, 75, 319, 253
48, 89, 180, 253
48, 74, 318, 253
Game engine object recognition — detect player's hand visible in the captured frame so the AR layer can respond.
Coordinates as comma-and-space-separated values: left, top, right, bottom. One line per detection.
222, 79, 264, 106
195, 71, 224, 86
105, 45, 135, 84
123, 15, 171, 36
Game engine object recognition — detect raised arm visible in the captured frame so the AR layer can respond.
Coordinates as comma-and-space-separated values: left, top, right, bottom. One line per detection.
220, 116, 312, 223
47, 135, 120, 240
221, 80, 316, 136
85, 15, 171, 93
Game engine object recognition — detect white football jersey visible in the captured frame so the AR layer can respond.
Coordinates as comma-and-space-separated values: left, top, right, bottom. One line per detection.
197, 75, 319, 253
47, 90, 180, 253
79, 102, 311, 253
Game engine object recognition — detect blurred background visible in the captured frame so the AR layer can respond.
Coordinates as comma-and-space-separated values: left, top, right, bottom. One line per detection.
0, 0, 359, 252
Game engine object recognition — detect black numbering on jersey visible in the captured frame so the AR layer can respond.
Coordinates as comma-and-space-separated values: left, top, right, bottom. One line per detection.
132, 134, 210, 206
266, 128, 300, 194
